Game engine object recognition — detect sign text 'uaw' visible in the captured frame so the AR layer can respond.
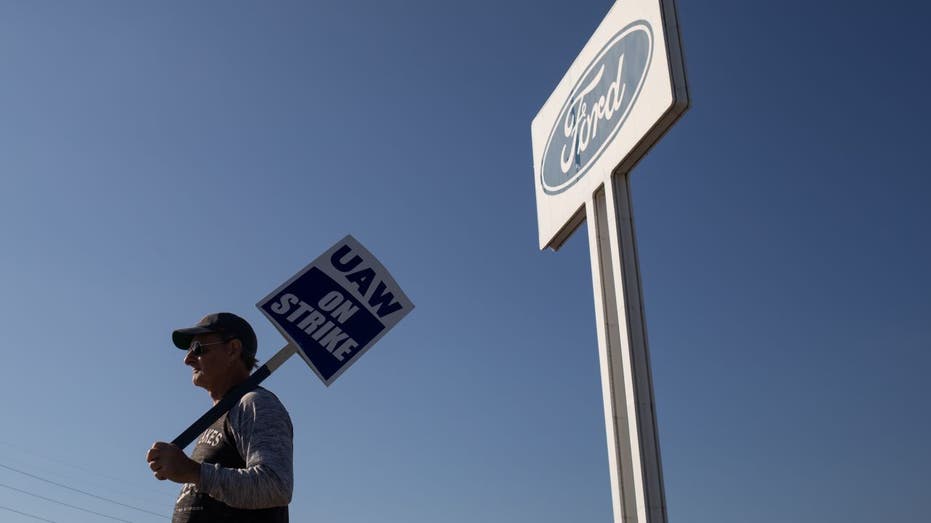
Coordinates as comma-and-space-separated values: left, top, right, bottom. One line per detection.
257, 235, 414, 386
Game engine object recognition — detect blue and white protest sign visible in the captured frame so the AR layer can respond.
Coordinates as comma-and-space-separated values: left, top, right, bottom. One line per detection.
257, 235, 414, 386
170, 235, 413, 449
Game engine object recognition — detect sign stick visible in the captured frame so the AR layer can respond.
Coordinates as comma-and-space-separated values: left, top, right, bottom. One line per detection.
171, 344, 297, 449
585, 172, 666, 523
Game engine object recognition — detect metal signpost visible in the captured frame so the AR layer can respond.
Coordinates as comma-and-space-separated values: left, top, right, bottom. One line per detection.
172, 235, 413, 449
530, 1, 688, 522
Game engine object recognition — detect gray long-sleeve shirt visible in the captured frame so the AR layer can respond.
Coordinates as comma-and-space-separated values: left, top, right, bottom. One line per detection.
189, 387, 294, 510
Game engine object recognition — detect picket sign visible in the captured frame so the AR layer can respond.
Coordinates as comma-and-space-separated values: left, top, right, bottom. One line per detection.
172, 235, 413, 449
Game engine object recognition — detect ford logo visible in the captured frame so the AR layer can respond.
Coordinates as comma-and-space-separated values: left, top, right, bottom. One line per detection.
541, 21, 653, 195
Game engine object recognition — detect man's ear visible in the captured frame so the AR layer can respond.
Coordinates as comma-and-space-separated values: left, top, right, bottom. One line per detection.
228, 338, 243, 358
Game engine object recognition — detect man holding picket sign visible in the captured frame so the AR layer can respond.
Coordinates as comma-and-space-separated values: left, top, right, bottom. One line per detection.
146, 235, 414, 522
146, 312, 293, 522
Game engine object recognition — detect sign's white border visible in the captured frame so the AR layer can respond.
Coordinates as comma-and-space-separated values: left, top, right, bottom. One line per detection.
256, 235, 414, 386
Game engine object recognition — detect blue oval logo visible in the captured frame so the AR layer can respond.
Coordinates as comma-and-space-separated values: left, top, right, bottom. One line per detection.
541, 21, 653, 195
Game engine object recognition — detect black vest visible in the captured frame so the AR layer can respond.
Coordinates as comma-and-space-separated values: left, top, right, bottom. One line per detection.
173, 412, 288, 523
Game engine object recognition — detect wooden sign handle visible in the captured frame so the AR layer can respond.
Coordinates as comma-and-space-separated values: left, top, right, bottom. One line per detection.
171, 344, 297, 449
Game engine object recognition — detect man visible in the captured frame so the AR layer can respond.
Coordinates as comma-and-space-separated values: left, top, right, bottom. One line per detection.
146, 312, 293, 522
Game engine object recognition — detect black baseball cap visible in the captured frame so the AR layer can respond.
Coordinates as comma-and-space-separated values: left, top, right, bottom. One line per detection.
172, 312, 258, 357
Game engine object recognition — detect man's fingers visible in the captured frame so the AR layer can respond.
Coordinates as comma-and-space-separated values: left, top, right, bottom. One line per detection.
146, 441, 172, 461
150, 441, 173, 453
146, 441, 190, 483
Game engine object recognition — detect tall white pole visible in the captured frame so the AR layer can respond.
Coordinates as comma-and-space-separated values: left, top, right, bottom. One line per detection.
585, 172, 666, 522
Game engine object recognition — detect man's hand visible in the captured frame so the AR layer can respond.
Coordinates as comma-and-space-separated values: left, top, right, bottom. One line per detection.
146, 442, 201, 484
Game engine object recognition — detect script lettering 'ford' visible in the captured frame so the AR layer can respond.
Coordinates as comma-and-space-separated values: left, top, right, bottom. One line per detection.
541, 21, 653, 195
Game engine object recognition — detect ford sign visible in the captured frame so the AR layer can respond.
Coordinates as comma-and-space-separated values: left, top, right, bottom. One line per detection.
540, 21, 653, 195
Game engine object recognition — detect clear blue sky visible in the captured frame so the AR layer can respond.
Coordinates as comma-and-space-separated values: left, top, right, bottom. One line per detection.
1, 1, 928, 522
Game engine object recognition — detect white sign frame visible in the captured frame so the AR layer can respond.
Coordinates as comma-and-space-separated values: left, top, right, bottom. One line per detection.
531, 0, 688, 251
530, 1, 689, 522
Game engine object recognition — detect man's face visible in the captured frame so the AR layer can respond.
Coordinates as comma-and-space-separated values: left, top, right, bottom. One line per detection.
184, 333, 233, 390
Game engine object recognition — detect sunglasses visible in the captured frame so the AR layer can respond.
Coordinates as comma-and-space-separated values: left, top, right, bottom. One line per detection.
187, 339, 231, 357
